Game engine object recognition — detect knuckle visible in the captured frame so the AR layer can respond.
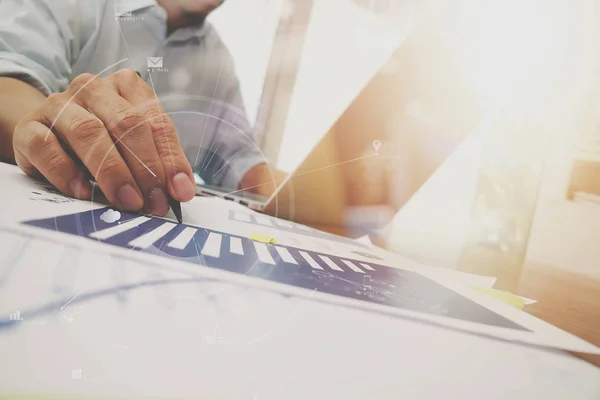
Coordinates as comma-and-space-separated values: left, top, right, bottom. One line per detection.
41, 147, 69, 176
68, 117, 106, 144
13, 120, 31, 144
149, 114, 178, 139
156, 140, 185, 164
70, 73, 97, 89
153, 129, 172, 150
23, 129, 48, 153
144, 109, 167, 126
134, 157, 161, 178
115, 69, 139, 83
157, 140, 186, 166
97, 154, 124, 178
111, 112, 146, 139
45, 93, 65, 107
68, 74, 101, 103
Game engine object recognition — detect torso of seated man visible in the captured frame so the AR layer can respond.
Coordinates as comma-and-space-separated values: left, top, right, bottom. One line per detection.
45, 0, 264, 191
0, 0, 288, 218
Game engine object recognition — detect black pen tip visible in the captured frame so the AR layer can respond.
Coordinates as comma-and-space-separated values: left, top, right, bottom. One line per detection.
168, 198, 183, 224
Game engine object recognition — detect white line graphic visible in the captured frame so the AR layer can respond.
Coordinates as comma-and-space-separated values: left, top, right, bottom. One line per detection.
341, 259, 364, 273
318, 255, 343, 271
168, 227, 197, 250
229, 237, 244, 255
274, 246, 298, 264
202, 232, 222, 258
360, 263, 375, 271
90, 216, 150, 240
61, 293, 80, 310
254, 242, 276, 265
299, 251, 323, 270
129, 222, 177, 249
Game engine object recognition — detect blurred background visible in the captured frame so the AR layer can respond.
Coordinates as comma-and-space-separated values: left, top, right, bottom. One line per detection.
207, 0, 600, 287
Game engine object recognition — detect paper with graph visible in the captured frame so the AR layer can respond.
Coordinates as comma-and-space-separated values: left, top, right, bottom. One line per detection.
0, 161, 597, 374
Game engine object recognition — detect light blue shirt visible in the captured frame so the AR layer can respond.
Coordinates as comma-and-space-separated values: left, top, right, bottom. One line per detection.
0, 0, 265, 189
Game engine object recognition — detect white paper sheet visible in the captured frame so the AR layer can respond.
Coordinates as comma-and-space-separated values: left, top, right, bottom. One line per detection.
355, 234, 374, 248
0, 238, 597, 400
355, 234, 499, 289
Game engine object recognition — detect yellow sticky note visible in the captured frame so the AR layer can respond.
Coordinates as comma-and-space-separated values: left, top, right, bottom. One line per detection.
472, 287, 526, 310
248, 233, 276, 244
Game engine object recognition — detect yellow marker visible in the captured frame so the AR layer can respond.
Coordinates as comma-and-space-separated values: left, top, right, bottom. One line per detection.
248, 233, 276, 244
472, 287, 526, 310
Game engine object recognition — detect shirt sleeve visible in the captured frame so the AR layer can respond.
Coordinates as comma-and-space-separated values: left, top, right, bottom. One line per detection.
0, 0, 90, 95
194, 24, 266, 190
208, 80, 266, 190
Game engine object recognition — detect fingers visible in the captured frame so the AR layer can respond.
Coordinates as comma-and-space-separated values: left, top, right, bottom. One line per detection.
111, 70, 196, 202
13, 70, 196, 215
37, 94, 144, 211
13, 119, 93, 200
69, 72, 172, 214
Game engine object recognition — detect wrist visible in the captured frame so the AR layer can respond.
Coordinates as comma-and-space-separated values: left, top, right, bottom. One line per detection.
0, 77, 46, 163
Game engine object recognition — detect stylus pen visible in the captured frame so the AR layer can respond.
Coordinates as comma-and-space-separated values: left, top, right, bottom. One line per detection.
168, 197, 183, 224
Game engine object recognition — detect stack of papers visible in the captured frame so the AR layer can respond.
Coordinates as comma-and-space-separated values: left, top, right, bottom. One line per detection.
0, 163, 598, 399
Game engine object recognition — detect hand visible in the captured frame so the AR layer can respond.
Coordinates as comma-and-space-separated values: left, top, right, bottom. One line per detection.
12, 69, 196, 215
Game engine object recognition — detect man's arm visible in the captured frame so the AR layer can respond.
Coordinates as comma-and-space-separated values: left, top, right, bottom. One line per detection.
0, 1, 196, 214
0, 0, 83, 162
0, 78, 47, 162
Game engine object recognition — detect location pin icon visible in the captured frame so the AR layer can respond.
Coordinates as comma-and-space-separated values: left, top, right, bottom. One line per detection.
372, 140, 382, 153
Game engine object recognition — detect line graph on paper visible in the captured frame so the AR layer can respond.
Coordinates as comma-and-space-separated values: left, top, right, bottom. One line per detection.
0, 207, 529, 332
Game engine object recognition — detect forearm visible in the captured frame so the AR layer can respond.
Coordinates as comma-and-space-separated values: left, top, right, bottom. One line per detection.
0, 77, 47, 163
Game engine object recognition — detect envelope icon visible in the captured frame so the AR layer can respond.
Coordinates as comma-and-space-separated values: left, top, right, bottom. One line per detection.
115, 3, 132, 17
147, 57, 163, 68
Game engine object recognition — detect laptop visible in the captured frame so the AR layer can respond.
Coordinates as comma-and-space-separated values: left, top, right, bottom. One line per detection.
196, 0, 480, 222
